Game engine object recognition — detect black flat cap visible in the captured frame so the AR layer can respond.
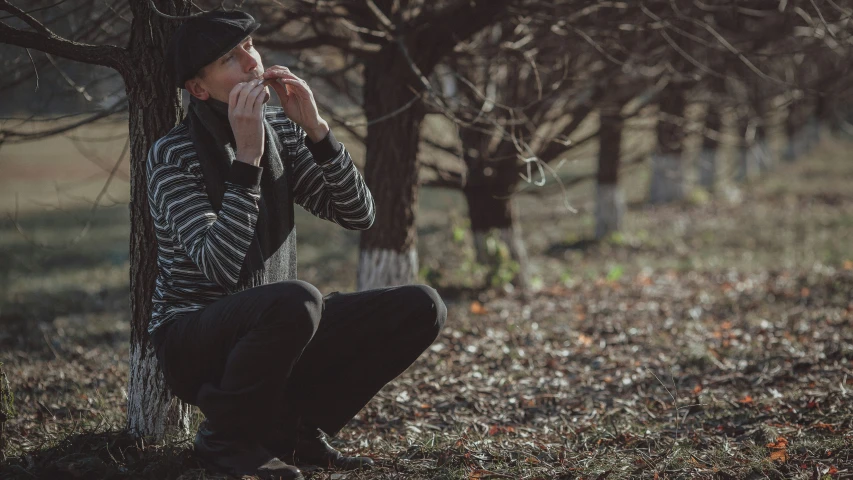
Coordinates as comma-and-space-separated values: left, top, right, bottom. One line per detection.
166, 10, 261, 89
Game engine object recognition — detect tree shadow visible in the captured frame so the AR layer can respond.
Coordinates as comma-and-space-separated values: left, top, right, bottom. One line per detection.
545, 237, 600, 256
0, 284, 130, 360
0, 429, 204, 480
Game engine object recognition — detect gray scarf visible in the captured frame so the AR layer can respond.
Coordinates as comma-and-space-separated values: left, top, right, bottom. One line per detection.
184, 96, 297, 291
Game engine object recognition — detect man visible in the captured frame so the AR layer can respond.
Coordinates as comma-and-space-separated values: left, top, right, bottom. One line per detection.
146, 10, 447, 480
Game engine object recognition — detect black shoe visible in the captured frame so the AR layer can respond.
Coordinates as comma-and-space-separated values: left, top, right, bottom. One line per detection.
194, 420, 304, 480
289, 425, 374, 471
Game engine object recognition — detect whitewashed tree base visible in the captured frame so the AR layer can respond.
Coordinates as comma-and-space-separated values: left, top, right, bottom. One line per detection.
126, 342, 191, 442
697, 149, 717, 191
357, 248, 419, 291
473, 227, 530, 288
649, 154, 684, 204
595, 184, 625, 240
737, 141, 771, 182
753, 140, 773, 172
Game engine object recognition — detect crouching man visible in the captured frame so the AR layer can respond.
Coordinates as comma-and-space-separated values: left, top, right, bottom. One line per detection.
145, 10, 447, 480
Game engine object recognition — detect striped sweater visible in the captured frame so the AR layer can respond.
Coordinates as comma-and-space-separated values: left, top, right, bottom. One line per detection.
145, 107, 375, 335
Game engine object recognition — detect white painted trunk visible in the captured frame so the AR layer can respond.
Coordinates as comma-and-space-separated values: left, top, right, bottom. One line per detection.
595, 184, 625, 240
472, 227, 530, 288
649, 154, 684, 204
753, 140, 773, 172
126, 341, 191, 442
737, 141, 770, 182
357, 248, 419, 291
697, 149, 717, 191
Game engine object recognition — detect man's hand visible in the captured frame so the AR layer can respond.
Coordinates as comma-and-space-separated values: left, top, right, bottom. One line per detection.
262, 66, 330, 142
228, 79, 267, 166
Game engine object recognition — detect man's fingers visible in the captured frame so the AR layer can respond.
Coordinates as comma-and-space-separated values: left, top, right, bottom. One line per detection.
252, 83, 268, 110
264, 68, 303, 83
229, 82, 246, 111
262, 65, 292, 77
234, 82, 254, 112
277, 79, 310, 96
236, 80, 265, 113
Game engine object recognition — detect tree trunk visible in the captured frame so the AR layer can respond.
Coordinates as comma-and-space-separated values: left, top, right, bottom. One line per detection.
806, 95, 824, 150
784, 99, 802, 162
736, 117, 760, 183
595, 103, 624, 239
463, 156, 529, 288
357, 47, 426, 291
649, 88, 687, 204
122, 0, 191, 442
752, 98, 773, 173
0, 362, 12, 459
698, 103, 721, 191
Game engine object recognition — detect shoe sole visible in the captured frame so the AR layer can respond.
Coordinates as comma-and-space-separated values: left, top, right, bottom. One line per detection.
195, 454, 305, 480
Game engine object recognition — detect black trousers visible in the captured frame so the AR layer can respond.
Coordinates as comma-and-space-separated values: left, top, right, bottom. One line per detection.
151, 280, 447, 441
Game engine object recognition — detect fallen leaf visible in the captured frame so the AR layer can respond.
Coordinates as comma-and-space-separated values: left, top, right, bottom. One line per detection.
766, 436, 789, 463
769, 449, 788, 462
843, 260, 852, 270
766, 436, 788, 449
814, 423, 836, 432
488, 425, 515, 436
738, 395, 754, 404
469, 301, 487, 315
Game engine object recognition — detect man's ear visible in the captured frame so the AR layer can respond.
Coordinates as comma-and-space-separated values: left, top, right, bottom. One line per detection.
185, 77, 210, 100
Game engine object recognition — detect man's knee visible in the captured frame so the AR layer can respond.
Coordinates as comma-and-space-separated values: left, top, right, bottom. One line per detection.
258, 280, 323, 340
402, 284, 447, 334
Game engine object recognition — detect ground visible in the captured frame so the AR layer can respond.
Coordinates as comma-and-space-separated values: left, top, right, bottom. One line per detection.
0, 124, 851, 479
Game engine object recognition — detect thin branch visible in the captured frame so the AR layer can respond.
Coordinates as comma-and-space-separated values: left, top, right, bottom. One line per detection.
24, 48, 38, 91
147, 0, 205, 20
0, 98, 127, 143
255, 35, 380, 55
8, 137, 129, 250
0, 0, 71, 21
0, 19, 126, 69
0, 0, 51, 35
45, 53, 93, 101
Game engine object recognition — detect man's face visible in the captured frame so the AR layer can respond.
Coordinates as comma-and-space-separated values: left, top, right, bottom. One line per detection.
185, 36, 268, 103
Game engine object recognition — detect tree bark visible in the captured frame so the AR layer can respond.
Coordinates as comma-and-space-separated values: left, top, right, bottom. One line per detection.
595, 103, 624, 239
355, 0, 512, 291
736, 116, 760, 183
807, 94, 824, 150
357, 46, 426, 290
784, 98, 803, 162
649, 87, 687, 204
121, 0, 191, 442
0, 362, 12, 459
463, 156, 529, 288
752, 97, 773, 173
698, 103, 721, 191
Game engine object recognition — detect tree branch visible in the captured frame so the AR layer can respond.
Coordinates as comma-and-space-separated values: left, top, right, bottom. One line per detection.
0, 0, 126, 69
255, 35, 380, 55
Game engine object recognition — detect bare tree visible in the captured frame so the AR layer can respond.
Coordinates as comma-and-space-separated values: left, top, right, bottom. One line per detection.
1, 0, 193, 441
253, 0, 522, 289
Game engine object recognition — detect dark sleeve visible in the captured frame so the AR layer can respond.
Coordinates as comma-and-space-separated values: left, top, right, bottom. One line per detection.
288, 123, 375, 230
